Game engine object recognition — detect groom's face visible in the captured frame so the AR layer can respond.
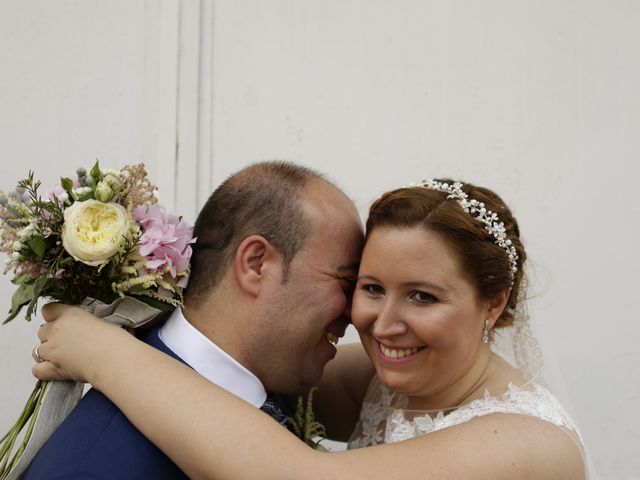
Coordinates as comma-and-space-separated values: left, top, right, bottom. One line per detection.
254, 180, 363, 392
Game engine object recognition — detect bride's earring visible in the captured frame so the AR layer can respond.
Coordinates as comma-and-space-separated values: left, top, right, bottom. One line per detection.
482, 319, 490, 344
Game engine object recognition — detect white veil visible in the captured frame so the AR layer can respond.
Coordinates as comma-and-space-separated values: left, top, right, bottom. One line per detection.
490, 291, 598, 480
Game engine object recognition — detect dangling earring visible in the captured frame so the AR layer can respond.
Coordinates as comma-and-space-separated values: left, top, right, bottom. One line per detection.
482, 319, 490, 344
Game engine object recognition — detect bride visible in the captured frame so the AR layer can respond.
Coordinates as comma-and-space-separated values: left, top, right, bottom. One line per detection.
32, 179, 587, 479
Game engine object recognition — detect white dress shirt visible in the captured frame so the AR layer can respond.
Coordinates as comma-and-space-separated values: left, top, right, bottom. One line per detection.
158, 308, 267, 408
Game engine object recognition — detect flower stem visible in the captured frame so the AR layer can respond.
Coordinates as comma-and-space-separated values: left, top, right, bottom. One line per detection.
0, 381, 47, 478
5, 381, 49, 475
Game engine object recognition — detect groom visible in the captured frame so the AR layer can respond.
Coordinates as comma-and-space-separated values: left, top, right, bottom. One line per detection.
23, 161, 363, 479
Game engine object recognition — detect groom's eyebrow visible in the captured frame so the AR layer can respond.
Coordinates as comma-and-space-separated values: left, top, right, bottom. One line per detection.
337, 262, 359, 274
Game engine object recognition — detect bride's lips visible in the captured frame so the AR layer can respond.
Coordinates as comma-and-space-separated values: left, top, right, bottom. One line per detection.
376, 340, 426, 363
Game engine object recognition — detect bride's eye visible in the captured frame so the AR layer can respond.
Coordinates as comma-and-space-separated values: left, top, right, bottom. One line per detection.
410, 290, 436, 305
361, 283, 385, 296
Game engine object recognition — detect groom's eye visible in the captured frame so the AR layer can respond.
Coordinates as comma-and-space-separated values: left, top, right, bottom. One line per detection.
340, 277, 356, 294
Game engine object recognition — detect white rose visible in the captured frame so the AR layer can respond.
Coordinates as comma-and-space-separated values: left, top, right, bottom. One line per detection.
62, 199, 130, 266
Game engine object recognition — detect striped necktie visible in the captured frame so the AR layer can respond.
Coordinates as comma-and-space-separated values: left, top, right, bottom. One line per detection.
260, 394, 289, 428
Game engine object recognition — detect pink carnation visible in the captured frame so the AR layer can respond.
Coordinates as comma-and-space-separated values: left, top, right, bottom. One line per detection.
133, 204, 195, 279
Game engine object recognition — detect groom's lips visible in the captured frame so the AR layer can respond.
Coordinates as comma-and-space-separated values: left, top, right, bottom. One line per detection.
325, 331, 341, 345
324, 318, 348, 346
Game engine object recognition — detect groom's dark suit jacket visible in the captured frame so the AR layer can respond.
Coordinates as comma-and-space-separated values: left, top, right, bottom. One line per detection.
22, 326, 192, 480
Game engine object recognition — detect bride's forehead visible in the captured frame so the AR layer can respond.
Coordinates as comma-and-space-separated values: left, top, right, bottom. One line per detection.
364, 227, 460, 262
360, 230, 472, 285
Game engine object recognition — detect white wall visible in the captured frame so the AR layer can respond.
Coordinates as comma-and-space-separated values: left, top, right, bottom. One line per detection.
1, 1, 638, 477
0, 0, 198, 446
0, 0, 151, 426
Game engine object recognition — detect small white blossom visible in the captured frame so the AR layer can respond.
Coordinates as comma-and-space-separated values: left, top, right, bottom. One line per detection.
18, 224, 35, 239
102, 168, 122, 177
73, 186, 92, 196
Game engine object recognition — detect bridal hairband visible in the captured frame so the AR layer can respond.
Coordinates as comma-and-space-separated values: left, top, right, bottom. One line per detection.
413, 179, 519, 285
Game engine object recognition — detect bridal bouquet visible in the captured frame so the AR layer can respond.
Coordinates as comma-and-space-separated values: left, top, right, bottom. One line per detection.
0, 162, 194, 478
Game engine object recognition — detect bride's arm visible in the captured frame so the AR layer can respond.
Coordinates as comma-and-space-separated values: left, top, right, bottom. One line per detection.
33, 304, 584, 480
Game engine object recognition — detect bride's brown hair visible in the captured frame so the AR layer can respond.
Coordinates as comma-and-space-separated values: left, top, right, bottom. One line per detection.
366, 179, 526, 327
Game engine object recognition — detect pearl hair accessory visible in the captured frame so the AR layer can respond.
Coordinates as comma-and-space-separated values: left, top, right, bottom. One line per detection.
415, 179, 519, 285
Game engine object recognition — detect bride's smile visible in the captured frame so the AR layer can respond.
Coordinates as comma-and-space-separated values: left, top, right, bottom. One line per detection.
376, 341, 425, 361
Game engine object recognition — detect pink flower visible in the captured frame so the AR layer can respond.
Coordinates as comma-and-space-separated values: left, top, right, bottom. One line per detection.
133, 204, 195, 279
46, 184, 66, 203
45, 179, 80, 202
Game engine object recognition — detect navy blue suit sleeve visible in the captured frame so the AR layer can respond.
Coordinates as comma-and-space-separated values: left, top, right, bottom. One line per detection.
22, 327, 190, 480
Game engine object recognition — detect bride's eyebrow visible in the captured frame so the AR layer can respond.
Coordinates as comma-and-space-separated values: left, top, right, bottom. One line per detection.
356, 274, 379, 282
401, 281, 449, 293
355, 275, 450, 293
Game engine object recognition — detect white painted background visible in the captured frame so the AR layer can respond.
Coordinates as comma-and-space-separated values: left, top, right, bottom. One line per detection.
1, 1, 638, 477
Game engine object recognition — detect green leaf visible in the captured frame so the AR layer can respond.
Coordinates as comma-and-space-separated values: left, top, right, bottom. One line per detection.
27, 236, 47, 260
11, 274, 31, 285
60, 177, 73, 194
60, 177, 76, 203
5, 283, 35, 323
90, 160, 101, 182
58, 257, 74, 267
25, 276, 47, 320
3, 305, 24, 324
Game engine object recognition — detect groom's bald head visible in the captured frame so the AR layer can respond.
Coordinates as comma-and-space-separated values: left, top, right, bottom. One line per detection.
184, 161, 328, 308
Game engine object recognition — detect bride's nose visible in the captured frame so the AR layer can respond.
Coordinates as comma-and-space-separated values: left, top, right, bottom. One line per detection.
371, 299, 407, 338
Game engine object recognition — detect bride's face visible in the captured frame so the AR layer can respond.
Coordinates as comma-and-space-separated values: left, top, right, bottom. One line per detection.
351, 226, 490, 402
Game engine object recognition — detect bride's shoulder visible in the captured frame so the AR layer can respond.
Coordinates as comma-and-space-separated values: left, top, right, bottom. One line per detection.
480, 358, 582, 437
463, 381, 580, 436
370, 409, 586, 479
447, 409, 586, 479
448, 382, 587, 478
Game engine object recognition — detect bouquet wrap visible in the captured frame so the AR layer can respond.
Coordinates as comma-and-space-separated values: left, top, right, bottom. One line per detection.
3, 296, 165, 480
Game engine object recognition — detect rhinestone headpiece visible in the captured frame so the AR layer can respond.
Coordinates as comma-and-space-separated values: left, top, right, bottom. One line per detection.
415, 179, 519, 285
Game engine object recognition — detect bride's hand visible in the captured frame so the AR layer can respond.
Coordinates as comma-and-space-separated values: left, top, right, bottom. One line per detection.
32, 303, 128, 383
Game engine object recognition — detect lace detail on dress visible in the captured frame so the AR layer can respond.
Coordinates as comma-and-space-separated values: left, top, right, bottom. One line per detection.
348, 379, 582, 448
348, 378, 407, 449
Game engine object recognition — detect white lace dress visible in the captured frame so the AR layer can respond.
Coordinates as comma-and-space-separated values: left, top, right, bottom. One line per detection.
348, 376, 585, 455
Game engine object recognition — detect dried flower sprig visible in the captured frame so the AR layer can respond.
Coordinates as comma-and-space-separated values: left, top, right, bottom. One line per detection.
287, 388, 327, 450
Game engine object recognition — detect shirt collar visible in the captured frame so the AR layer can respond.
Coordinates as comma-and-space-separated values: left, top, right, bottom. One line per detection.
158, 308, 267, 408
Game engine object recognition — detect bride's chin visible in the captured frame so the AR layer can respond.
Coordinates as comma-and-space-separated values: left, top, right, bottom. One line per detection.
375, 370, 415, 393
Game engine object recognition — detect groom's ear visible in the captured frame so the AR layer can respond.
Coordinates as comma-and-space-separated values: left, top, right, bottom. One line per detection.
234, 235, 282, 297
